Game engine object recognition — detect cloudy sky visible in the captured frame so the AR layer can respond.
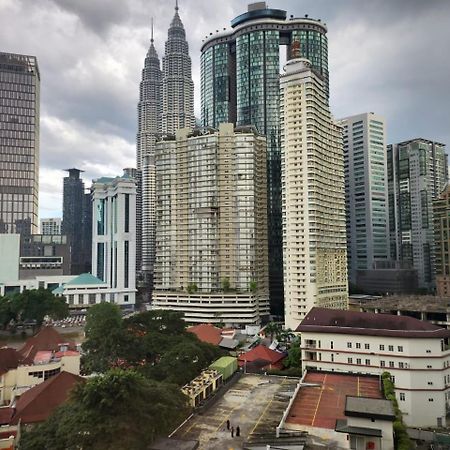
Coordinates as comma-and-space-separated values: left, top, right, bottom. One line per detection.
1, 0, 449, 218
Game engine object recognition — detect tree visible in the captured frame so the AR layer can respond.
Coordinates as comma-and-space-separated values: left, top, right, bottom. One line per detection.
8, 289, 68, 328
186, 283, 198, 294
20, 369, 190, 450
221, 277, 230, 292
82, 303, 125, 374
124, 310, 186, 335
249, 280, 257, 293
263, 322, 282, 341
0, 296, 15, 329
283, 339, 301, 369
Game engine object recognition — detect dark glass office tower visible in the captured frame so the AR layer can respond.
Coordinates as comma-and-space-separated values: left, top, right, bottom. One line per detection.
62, 168, 91, 274
0, 52, 40, 236
200, 3, 328, 316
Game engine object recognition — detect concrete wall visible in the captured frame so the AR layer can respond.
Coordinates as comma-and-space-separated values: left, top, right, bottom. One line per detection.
0, 234, 19, 283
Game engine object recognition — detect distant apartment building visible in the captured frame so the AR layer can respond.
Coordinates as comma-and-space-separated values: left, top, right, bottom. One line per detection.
298, 307, 450, 428
91, 171, 137, 306
280, 57, 348, 330
338, 113, 389, 286
434, 184, 450, 296
62, 169, 92, 274
153, 124, 269, 325
40, 218, 62, 235
0, 52, 40, 236
387, 139, 447, 290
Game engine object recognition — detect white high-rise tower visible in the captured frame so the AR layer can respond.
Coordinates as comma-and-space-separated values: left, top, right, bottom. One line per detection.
280, 57, 348, 330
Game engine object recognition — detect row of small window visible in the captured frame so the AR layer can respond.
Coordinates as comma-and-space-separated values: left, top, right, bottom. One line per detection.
346, 342, 403, 352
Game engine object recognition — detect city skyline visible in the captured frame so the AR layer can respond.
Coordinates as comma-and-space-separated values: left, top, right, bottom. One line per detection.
1, 0, 449, 217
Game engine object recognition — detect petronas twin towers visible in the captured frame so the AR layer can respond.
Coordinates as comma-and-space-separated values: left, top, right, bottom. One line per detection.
137, 3, 195, 287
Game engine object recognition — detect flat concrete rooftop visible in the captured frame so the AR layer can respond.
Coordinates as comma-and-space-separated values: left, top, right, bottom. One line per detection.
353, 295, 450, 313
286, 372, 382, 430
173, 374, 298, 449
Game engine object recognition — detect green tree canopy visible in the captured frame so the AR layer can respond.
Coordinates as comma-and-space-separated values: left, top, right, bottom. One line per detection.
0, 289, 68, 329
82, 302, 125, 374
20, 369, 190, 450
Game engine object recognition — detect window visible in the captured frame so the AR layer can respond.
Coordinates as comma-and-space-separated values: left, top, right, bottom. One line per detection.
429, 398, 434, 402
365, 359, 370, 366
399, 362, 404, 369
389, 361, 395, 368
331, 354, 334, 362
427, 365, 432, 369
365, 344, 370, 350
348, 357, 353, 364
380, 361, 385, 367
426, 350, 431, 353
400, 393, 405, 401
330, 341, 334, 349
379, 345, 385, 351
357, 358, 362, 365
388, 345, 394, 351
347, 342, 352, 348
398, 346, 403, 352
356, 343, 361, 349
428, 382, 433, 385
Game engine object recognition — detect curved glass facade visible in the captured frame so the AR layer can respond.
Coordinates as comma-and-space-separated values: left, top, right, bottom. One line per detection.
200, 11, 328, 316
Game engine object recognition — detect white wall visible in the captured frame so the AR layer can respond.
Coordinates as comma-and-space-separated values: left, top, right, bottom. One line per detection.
0, 234, 20, 283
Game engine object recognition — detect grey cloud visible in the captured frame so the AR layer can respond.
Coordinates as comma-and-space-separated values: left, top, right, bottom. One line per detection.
0, 0, 448, 217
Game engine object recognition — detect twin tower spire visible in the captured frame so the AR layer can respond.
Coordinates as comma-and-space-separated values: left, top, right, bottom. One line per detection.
136, 2, 195, 283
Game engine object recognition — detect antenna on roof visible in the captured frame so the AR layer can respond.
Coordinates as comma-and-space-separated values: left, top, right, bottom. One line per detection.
175, 0, 179, 11
151, 17, 154, 42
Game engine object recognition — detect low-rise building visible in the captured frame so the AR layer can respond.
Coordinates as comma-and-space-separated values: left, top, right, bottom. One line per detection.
297, 307, 450, 427
181, 369, 223, 408
0, 327, 80, 405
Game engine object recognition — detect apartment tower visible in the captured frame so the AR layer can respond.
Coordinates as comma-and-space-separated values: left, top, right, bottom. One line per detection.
387, 139, 447, 290
153, 124, 269, 325
0, 52, 40, 236
280, 57, 347, 330
338, 113, 389, 286
200, 2, 329, 316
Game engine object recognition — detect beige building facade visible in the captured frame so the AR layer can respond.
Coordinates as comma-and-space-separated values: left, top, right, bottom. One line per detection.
153, 124, 269, 324
280, 58, 348, 330
434, 184, 450, 296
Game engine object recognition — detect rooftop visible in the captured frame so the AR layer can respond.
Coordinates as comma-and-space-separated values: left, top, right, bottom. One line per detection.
187, 323, 222, 346
65, 273, 107, 286
356, 295, 450, 313
345, 396, 395, 421
286, 372, 382, 429
0, 348, 31, 376
296, 307, 450, 338
238, 344, 286, 368
11, 371, 84, 424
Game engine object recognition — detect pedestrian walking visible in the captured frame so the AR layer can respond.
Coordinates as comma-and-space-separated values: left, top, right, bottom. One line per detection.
236, 426, 240, 437
231, 426, 234, 438
226, 419, 230, 430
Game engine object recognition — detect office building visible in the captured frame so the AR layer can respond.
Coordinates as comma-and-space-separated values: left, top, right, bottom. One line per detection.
0, 52, 40, 235
40, 218, 62, 235
62, 169, 91, 275
20, 234, 71, 278
298, 307, 450, 428
280, 57, 347, 330
200, 2, 329, 315
153, 124, 269, 325
91, 171, 137, 306
137, 5, 194, 290
338, 113, 389, 286
434, 184, 450, 296
161, 3, 195, 134
136, 23, 162, 287
387, 139, 447, 290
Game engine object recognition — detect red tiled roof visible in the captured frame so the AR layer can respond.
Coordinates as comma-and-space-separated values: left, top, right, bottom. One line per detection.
187, 323, 222, 345
10, 371, 85, 425
296, 307, 450, 338
0, 348, 31, 376
238, 344, 286, 369
18, 327, 76, 360
0, 408, 14, 425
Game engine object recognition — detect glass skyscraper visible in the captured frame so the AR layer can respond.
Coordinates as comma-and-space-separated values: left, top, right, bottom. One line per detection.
200, 3, 328, 315
0, 52, 40, 236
